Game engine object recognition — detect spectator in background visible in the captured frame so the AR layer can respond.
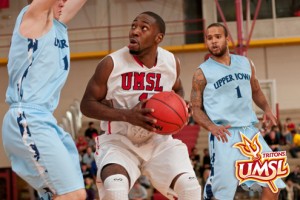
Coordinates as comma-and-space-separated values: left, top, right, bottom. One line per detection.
87, 134, 97, 148
284, 117, 296, 133
284, 118, 296, 143
200, 148, 211, 179
264, 125, 281, 151
274, 122, 287, 145
76, 135, 88, 154
81, 162, 93, 180
279, 178, 300, 200
128, 180, 148, 200
289, 128, 300, 158
85, 121, 99, 139
285, 118, 296, 132
286, 165, 300, 186
82, 146, 95, 169
190, 147, 201, 177
90, 159, 98, 180
85, 177, 97, 200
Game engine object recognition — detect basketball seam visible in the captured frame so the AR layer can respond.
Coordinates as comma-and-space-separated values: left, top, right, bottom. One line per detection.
172, 94, 188, 123
147, 113, 180, 134
150, 97, 185, 124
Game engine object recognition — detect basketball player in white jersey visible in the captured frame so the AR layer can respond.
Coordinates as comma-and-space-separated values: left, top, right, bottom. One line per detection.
80, 11, 201, 200
2, 0, 87, 199
191, 23, 285, 200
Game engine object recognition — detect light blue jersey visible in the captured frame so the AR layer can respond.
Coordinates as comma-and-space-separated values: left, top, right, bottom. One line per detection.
6, 5, 70, 112
199, 54, 258, 127
2, 6, 83, 199
200, 55, 285, 199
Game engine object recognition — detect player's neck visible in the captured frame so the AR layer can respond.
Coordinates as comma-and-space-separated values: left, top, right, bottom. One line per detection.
132, 51, 158, 68
211, 53, 231, 66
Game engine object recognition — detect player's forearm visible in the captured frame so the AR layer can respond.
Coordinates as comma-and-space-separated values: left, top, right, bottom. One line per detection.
30, 0, 58, 10
252, 89, 272, 112
80, 99, 130, 122
192, 106, 215, 132
59, 0, 87, 24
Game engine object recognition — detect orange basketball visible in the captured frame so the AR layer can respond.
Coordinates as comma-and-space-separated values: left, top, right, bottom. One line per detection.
145, 91, 188, 135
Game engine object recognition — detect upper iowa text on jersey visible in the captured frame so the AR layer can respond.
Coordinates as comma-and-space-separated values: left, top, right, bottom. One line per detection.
214, 73, 250, 89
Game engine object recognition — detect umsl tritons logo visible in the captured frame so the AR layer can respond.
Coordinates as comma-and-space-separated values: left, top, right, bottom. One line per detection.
233, 132, 289, 193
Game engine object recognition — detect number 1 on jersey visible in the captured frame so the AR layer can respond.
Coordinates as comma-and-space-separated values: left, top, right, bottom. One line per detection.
235, 86, 242, 98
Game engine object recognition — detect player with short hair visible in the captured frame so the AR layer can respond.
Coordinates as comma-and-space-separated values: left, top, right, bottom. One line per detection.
2, 0, 87, 199
190, 23, 286, 200
80, 11, 201, 200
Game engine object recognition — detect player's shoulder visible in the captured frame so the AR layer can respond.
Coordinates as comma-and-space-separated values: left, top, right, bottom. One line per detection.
231, 54, 251, 67
16, 6, 30, 22
157, 47, 177, 64
231, 54, 249, 62
158, 46, 173, 56
199, 58, 212, 69
109, 46, 130, 59
111, 46, 128, 55
20, 5, 30, 14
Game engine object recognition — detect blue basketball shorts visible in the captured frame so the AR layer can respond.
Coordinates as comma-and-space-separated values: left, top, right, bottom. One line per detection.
2, 104, 84, 199
203, 125, 286, 200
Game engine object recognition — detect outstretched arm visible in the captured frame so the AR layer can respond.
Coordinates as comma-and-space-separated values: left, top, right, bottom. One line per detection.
20, 0, 58, 38
250, 59, 277, 126
59, 0, 87, 24
190, 68, 231, 142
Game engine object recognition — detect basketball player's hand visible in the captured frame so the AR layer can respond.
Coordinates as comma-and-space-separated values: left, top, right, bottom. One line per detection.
209, 124, 231, 143
262, 110, 277, 129
127, 100, 157, 132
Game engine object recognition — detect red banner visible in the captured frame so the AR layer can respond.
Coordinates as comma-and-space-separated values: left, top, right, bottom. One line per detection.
0, 0, 9, 9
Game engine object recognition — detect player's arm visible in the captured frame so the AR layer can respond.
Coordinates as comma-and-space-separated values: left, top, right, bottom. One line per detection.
190, 68, 214, 130
80, 56, 127, 121
172, 57, 185, 98
26, 0, 57, 13
20, 0, 57, 38
249, 59, 277, 126
190, 68, 231, 142
80, 57, 156, 131
59, 0, 87, 24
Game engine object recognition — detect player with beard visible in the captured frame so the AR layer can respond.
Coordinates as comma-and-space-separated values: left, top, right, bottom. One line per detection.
80, 11, 201, 200
190, 23, 286, 200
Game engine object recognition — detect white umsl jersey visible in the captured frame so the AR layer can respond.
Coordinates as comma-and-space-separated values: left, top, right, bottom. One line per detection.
99, 46, 178, 159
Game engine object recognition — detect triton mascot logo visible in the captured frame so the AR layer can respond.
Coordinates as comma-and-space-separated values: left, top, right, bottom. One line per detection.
233, 132, 289, 193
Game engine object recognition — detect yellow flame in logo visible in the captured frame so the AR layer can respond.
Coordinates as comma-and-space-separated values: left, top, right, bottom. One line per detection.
233, 132, 290, 193
233, 133, 262, 161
